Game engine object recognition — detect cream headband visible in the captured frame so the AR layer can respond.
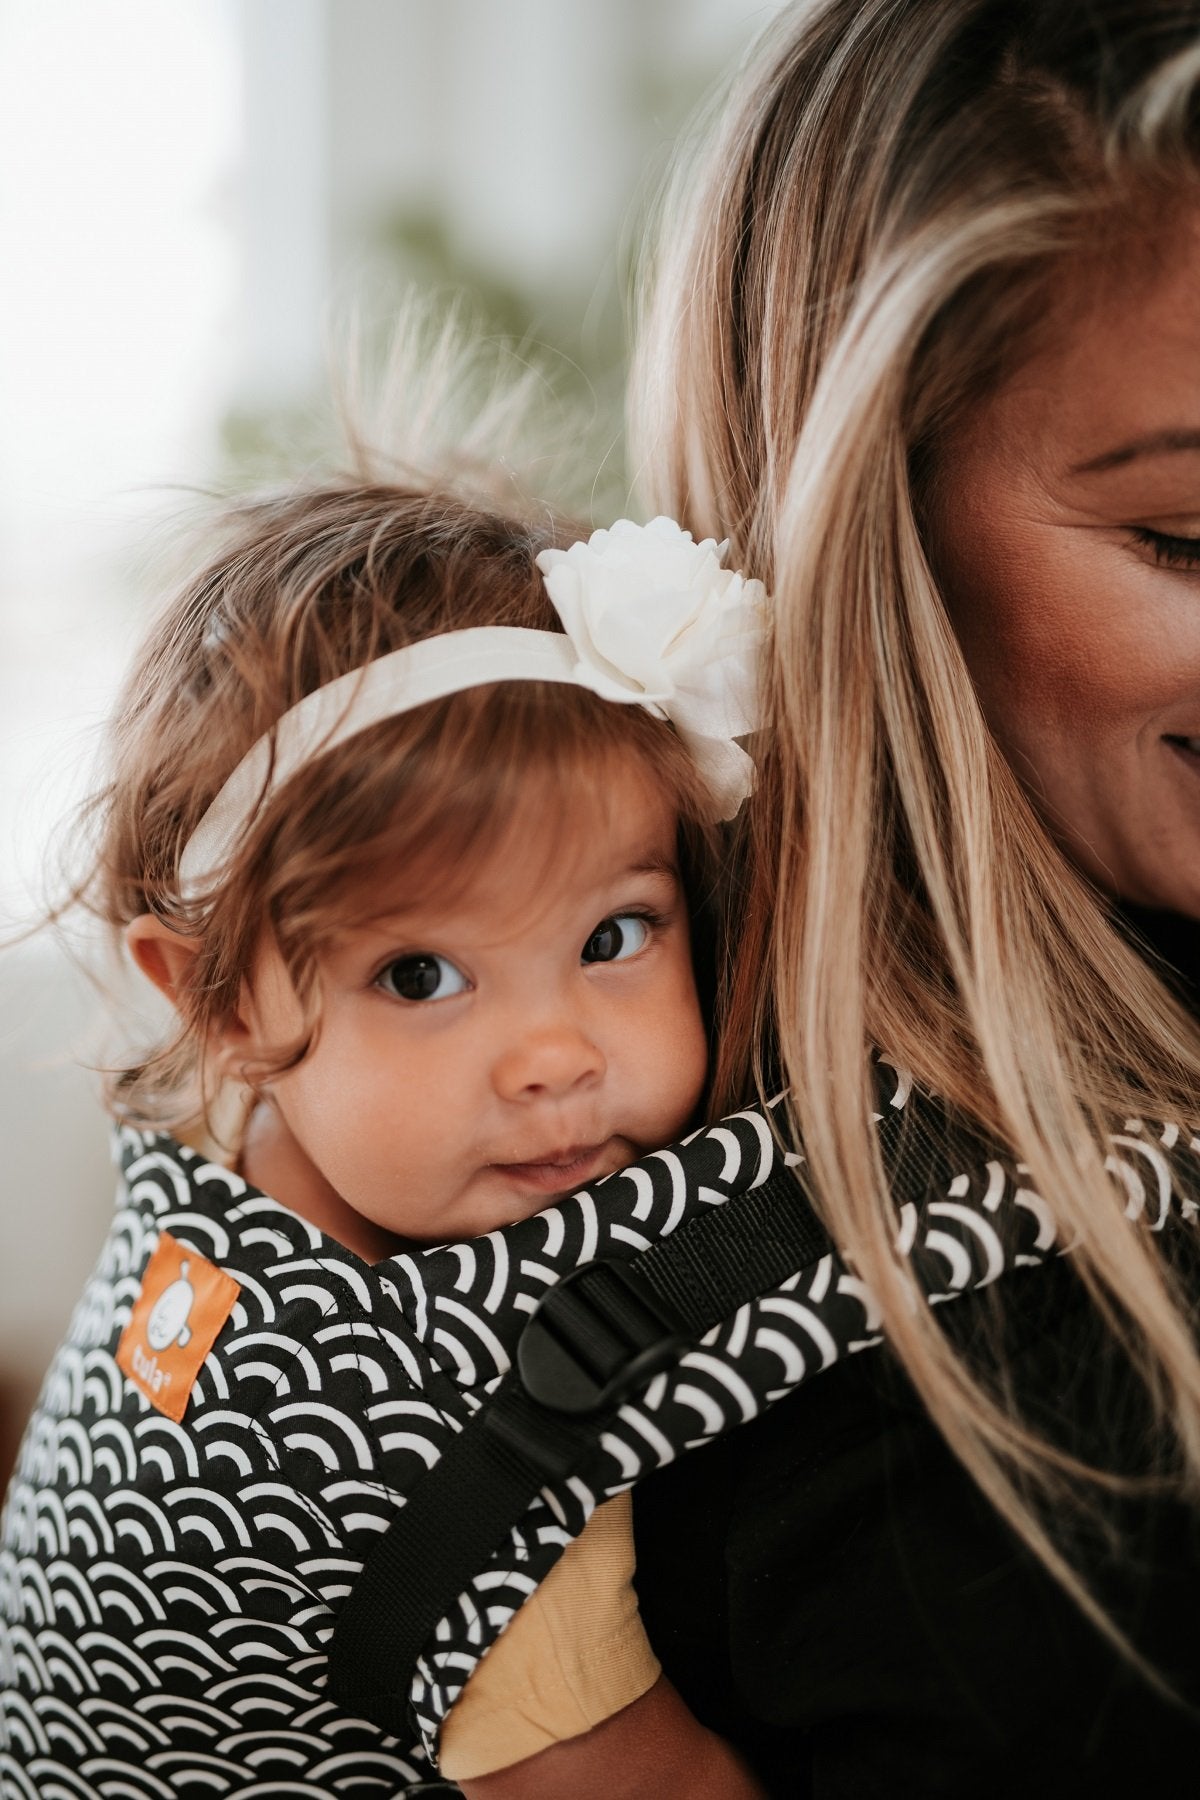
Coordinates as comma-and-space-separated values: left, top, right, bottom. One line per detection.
177, 516, 769, 902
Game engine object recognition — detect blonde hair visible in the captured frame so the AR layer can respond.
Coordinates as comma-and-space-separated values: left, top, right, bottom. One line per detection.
633, 0, 1200, 1661
82, 481, 719, 1130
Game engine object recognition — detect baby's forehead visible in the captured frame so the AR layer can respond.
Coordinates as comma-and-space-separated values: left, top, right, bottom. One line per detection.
343, 790, 683, 941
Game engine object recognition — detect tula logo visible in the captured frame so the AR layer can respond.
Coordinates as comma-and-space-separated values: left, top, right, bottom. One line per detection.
129, 1339, 173, 1397
145, 1263, 195, 1351
117, 1231, 241, 1423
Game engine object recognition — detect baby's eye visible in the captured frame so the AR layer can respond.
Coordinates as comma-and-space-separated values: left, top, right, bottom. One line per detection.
582, 914, 651, 965
377, 953, 470, 1002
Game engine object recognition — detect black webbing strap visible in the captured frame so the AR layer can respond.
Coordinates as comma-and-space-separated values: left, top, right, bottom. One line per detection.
328, 1164, 829, 1731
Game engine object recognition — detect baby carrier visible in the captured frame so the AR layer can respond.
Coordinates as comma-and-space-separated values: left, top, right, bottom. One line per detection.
2, 1060, 1195, 1798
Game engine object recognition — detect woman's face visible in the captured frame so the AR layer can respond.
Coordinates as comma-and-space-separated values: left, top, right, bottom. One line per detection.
930, 217, 1200, 916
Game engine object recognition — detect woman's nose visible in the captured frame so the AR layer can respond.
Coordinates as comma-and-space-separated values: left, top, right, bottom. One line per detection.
491, 1023, 607, 1103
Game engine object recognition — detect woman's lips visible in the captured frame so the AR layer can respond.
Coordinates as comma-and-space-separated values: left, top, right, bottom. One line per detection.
493, 1142, 613, 1194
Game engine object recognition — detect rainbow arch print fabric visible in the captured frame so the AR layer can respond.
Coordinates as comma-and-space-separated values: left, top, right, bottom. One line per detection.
2, 1072, 1198, 1794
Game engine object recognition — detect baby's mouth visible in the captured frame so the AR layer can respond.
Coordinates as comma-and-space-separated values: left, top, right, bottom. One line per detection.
493, 1142, 614, 1194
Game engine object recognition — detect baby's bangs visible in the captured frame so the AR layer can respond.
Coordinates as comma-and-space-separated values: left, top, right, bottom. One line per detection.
246, 680, 713, 943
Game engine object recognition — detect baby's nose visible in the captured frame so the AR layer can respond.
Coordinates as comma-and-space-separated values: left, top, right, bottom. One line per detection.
491, 1024, 606, 1102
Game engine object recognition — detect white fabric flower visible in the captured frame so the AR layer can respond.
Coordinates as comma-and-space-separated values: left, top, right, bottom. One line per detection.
536, 517, 768, 819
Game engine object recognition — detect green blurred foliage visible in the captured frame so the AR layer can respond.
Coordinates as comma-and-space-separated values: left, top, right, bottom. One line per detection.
218, 201, 632, 519
215, 49, 729, 519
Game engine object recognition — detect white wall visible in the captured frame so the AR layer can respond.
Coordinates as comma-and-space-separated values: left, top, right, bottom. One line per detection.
0, 1, 241, 1374
0, 941, 114, 1374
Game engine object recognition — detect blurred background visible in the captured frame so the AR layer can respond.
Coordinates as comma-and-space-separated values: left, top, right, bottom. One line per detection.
0, 0, 782, 1478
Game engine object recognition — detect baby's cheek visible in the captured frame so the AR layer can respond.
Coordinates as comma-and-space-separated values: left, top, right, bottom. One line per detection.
655, 981, 710, 1135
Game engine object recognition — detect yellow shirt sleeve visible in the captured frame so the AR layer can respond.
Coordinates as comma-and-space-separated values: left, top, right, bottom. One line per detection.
437, 1490, 661, 1781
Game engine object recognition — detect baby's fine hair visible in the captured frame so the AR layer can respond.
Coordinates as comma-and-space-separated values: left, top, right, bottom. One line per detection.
84, 481, 721, 1132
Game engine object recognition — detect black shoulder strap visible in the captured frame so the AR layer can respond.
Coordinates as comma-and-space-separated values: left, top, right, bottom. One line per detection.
328, 1164, 827, 1731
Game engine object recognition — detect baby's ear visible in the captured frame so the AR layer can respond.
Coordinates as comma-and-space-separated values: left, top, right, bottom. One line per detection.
126, 914, 259, 1083
125, 914, 203, 1009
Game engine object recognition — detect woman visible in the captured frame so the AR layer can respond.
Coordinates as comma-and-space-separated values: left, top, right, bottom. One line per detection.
620, 1, 1200, 1793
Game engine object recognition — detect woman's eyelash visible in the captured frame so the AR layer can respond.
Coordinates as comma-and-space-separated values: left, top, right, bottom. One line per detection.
1129, 526, 1200, 569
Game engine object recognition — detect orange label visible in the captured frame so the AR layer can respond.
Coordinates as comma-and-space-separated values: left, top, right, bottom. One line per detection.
117, 1230, 241, 1423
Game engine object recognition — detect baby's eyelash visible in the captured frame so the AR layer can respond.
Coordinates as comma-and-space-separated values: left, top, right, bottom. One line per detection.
1129, 526, 1200, 569
621, 906, 670, 935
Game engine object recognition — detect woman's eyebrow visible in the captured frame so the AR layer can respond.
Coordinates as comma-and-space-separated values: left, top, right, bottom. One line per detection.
1072, 428, 1200, 474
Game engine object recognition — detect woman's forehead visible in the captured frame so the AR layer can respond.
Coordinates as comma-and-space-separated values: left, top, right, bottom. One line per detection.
960, 214, 1200, 483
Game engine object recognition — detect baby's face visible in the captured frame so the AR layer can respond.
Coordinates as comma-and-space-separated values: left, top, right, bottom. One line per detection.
234, 763, 709, 1248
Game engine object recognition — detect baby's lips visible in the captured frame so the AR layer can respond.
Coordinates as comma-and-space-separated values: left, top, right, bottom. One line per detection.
491, 1140, 618, 1193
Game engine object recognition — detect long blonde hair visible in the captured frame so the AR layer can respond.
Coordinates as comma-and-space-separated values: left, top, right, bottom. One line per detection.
633, 0, 1200, 1658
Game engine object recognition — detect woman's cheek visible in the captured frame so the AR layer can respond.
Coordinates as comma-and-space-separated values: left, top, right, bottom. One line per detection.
953, 527, 1172, 751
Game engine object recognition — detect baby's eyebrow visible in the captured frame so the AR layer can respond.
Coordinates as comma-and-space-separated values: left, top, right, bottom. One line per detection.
345, 853, 683, 941
623, 853, 681, 880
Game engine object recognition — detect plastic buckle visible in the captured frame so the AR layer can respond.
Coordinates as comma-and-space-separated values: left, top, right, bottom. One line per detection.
516, 1258, 687, 1415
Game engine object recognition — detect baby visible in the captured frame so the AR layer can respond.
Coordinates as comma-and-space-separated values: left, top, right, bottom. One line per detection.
1, 479, 766, 1796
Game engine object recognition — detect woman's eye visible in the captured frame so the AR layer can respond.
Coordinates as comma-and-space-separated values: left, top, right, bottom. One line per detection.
1130, 526, 1200, 569
377, 953, 469, 1002
582, 914, 651, 965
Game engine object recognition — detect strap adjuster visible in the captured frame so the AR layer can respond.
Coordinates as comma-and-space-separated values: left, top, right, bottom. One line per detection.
516, 1258, 687, 1415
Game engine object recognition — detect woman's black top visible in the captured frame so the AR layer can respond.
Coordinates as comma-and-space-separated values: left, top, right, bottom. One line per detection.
634, 909, 1200, 1799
